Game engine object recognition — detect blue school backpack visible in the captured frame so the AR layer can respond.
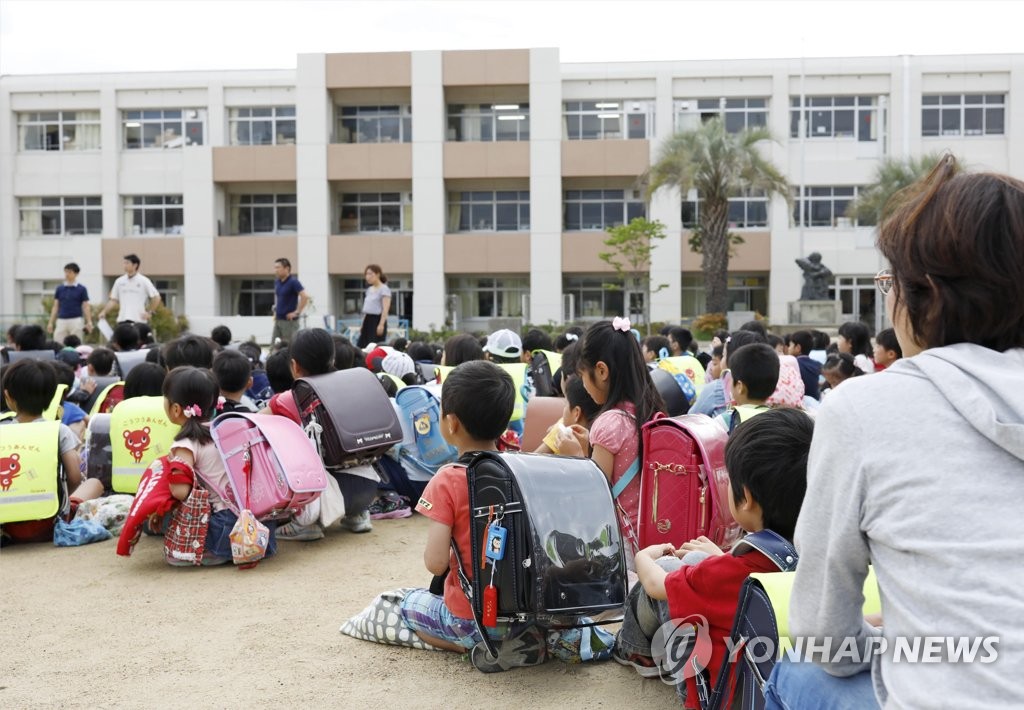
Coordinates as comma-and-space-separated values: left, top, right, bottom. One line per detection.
393, 386, 458, 476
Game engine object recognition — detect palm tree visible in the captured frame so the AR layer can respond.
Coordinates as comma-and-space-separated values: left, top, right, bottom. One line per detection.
846, 153, 945, 226
646, 117, 789, 315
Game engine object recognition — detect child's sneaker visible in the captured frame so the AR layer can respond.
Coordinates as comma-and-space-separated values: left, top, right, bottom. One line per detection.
340, 511, 373, 533
276, 520, 325, 541
368, 492, 413, 520
612, 645, 661, 678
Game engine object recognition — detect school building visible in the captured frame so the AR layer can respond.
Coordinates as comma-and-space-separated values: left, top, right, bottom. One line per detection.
2, 49, 1022, 340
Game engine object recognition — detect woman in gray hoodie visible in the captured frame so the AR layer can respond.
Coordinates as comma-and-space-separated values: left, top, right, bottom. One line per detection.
765, 155, 1024, 708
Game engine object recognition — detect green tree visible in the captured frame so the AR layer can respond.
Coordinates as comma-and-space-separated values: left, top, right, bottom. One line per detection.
646, 117, 789, 314
846, 152, 946, 226
598, 217, 668, 335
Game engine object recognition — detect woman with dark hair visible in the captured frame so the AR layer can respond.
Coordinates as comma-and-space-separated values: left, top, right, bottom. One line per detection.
357, 264, 391, 348
766, 156, 1024, 708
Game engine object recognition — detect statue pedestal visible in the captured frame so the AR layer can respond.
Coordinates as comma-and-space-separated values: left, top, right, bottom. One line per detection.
788, 300, 840, 326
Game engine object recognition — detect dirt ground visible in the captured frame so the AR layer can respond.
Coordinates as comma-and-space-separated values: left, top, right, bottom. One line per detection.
2, 513, 681, 709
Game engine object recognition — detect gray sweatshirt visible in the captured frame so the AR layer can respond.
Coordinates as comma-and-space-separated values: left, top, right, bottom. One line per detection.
789, 343, 1024, 708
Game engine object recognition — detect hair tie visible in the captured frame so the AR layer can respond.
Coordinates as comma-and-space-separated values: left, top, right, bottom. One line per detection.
182, 404, 202, 418
612, 316, 631, 333
565, 333, 579, 342
216, 396, 226, 412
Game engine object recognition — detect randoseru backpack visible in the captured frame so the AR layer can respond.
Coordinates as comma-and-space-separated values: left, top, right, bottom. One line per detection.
393, 385, 458, 477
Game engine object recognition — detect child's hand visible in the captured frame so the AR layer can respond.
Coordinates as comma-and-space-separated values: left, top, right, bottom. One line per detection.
567, 424, 589, 453
555, 426, 584, 457
80, 378, 98, 395
640, 543, 676, 560
677, 536, 724, 557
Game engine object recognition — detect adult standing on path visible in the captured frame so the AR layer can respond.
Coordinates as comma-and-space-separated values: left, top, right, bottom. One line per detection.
97, 253, 161, 324
271, 257, 308, 345
356, 264, 391, 349
47, 262, 93, 342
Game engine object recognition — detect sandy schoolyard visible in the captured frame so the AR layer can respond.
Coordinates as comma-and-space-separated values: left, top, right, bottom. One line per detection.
2, 513, 680, 709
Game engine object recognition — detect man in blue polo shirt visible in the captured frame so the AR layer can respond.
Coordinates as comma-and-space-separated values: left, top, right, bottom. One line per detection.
47, 262, 93, 343
272, 257, 309, 344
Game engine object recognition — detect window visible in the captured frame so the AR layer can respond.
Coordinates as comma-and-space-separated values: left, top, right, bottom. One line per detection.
829, 276, 880, 331
339, 277, 413, 321
681, 274, 768, 317
922, 94, 1005, 137
228, 106, 296, 145
676, 98, 767, 133
20, 279, 63, 319
151, 279, 182, 313
790, 96, 880, 141
564, 190, 646, 231
19, 197, 102, 236
18, 111, 101, 151
230, 194, 297, 234
448, 277, 528, 319
123, 109, 205, 149
563, 101, 654, 140
337, 105, 412, 143
339, 193, 412, 233
226, 279, 276, 317
447, 104, 530, 141
124, 195, 184, 235
793, 186, 873, 228
564, 276, 625, 319
681, 190, 769, 229
448, 191, 530, 232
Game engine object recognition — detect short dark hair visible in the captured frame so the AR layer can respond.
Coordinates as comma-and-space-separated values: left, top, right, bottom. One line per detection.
789, 330, 814, 356
162, 335, 215, 370
724, 330, 765, 362
642, 335, 670, 359
877, 155, 1024, 351
87, 347, 116, 376
668, 327, 694, 352
2, 359, 56, 416
406, 341, 434, 363
564, 375, 601, 424
51, 360, 76, 389
739, 320, 768, 338
135, 323, 154, 346
823, 352, 864, 380
766, 334, 784, 351
210, 325, 232, 347
726, 407, 814, 541
238, 341, 262, 369
14, 324, 46, 351
555, 326, 584, 351
213, 349, 251, 393
727, 343, 780, 400
64, 262, 80, 273
123, 253, 141, 266
145, 347, 164, 367
275, 257, 291, 270
838, 321, 873, 357
62, 334, 82, 348
444, 333, 483, 367
290, 329, 335, 376
123, 362, 167, 398
265, 348, 294, 393
875, 328, 903, 358
811, 330, 830, 350
441, 360, 515, 441
112, 322, 141, 351
522, 328, 553, 354
711, 344, 724, 359
332, 336, 360, 371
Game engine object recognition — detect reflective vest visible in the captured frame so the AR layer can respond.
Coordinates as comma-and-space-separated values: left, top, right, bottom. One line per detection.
532, 349, 563, 376
0, 421, 61, 524
727, 404, 771, 433
434, 363, 527, 422
43, 384, 69, 421
658, 355, 706, 399
90, 381, 125, 416
435, 365, 454, 383
378, 372, 407, 392
110, 396, 178, 494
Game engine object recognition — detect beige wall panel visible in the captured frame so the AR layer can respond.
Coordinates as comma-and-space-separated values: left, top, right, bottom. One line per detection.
325, 52, 412, 88
102, 238, 184, 276
444, 234, 531, 272
561, 232, 618, 273
443, 50, 530, 86
213, 236, 298, 275
443, 142, 530, 179
212, 145, 296, 182
561, 140, 650, 177
327, 144, 412, 180
328, 235, 414, 274
681, 230, 771, 271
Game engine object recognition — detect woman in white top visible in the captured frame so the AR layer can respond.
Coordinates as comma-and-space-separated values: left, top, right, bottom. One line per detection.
357, 264, 392, 349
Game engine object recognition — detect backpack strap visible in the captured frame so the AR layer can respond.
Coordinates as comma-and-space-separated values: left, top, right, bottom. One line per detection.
610, 458, 640, 499
731, 529, 798, 572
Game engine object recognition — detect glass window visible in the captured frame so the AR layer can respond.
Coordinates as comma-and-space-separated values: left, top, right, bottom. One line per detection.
336, 105, 412, 143
447, 277, 528, 319
564, 190, 646, 230
447, 191, 530, 232
229, 194, 297, 235
228, 106, 296, 145
563, 100, 654, 140
19, 196, 103, 236
122, 108, 205, 148
227, 279, 276, 316
789, 96, 881, 141
123, 195, 184, 235
338, 192, 412, 233
447, 104, 530, 142
681, 274, 768, 317
793, 186, 871, 228
18, 111, 101, 151
681, 190, 769, 229
563, 276, 625, 319
921, 94, 1005, 137
676, 97, 769, 134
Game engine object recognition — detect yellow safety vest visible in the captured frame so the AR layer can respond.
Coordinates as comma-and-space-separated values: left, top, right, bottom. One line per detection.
378, 372, 407, 392
110, 396, 178, 494
435, 365, 454, 383
533, 349, 563, 376
435, 363, 527, 422
89, 381, 125, 416
0, 421, 61, 524
658, 355, 706, 398
43, 384, 69, 421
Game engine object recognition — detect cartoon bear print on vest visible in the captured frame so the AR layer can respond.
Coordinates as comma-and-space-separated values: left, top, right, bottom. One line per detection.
0, 453, 21, 491
123, 427, 152, 464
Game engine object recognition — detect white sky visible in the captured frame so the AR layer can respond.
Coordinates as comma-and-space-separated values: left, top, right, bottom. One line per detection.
0, 0, 1020, 75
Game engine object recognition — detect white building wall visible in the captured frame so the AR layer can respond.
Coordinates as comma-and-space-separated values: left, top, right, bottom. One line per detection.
529, 47, 563, 325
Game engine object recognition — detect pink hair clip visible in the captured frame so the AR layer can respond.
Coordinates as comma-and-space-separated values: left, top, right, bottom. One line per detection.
216, 396, 226, 412
612, 316, 631, 333
182, 404, 202, 419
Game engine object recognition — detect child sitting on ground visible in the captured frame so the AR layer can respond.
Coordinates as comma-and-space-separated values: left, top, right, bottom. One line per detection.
534, 375, 600, 454
872, 327, 903, 370
212, 350, 256, 413
614, 408, 813, 707
641, 336, 670, 367
714, 343, 779, 433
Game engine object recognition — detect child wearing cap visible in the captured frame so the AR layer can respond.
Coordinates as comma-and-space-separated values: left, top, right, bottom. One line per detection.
483, 330, 529, 437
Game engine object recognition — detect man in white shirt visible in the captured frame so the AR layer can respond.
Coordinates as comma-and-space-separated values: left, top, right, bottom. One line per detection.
97, 253, 162, 324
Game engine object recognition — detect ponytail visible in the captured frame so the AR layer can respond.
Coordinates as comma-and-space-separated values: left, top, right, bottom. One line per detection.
162, 366, 219, 447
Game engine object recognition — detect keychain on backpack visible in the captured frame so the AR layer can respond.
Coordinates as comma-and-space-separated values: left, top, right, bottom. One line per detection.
482, 520, 507, 627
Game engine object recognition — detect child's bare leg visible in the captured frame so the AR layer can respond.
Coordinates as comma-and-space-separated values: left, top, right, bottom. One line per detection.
412, 630, 467, 653
71, 478, 104, 502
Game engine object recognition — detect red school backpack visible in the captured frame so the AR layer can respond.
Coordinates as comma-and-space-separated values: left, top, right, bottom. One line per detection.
637, 414, 741, 550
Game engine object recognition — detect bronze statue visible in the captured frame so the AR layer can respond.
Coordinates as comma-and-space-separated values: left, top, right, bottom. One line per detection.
796, 252, 833, 300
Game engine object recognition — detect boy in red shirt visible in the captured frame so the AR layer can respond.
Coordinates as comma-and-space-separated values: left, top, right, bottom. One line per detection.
614, 408, 814, 707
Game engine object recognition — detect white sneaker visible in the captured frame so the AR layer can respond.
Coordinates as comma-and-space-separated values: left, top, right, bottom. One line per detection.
276, 520, 325, 541
340, 511, 373, 534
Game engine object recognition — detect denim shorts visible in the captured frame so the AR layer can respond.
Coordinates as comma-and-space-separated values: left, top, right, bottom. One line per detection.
399, 589, 484, 649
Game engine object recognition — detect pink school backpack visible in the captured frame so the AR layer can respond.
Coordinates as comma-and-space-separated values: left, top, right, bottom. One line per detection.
210, 412, 328, 520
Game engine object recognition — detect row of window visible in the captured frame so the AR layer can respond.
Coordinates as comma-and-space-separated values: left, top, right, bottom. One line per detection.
16, 93, 1007, 151
16, 186, 879, 236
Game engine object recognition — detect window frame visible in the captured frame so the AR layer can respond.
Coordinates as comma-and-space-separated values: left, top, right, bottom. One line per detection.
336, 105, 412, 144
447, 276, 529, 319
921, 93, 1005, 137
122, 108, 206, 149
123, 195, 184, 236
228, 105, 296, 145
789, 95, 881, 141
446, 103, 530, 142
19, 196, 103, 237
792, 186, 873, 228
225, 278, 277, 317
229, 193, 298, 235
563, 189, 646, 231
447, 191, 530, 232
675, 97, 768, 134
338, 192, 412, 234
18, 110, 101, 152
681, 190, 770, 229
563, 100, 654, 140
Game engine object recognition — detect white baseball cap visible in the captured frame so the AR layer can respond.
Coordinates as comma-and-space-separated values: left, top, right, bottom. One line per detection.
484, 329, 522, 358
381, 351, 416, 379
